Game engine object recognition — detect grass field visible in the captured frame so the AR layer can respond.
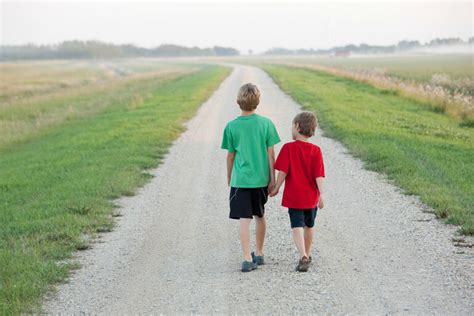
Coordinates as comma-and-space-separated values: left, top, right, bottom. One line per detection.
270, 54, 474, 84
0, 62, 198, 149
261, 64, 474, 235
0, 59, 196, 104
0, 62, 230, 314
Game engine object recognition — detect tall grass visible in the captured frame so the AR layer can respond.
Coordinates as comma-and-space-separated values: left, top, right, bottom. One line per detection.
277, 55, 474, 82
264, 60, 474, 125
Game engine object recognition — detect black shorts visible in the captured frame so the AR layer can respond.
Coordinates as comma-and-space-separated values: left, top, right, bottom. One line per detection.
288, 208, 318, 228
229, 187, 268, 219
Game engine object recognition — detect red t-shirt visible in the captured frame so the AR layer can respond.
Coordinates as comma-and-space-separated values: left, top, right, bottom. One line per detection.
274, 140, 325, 209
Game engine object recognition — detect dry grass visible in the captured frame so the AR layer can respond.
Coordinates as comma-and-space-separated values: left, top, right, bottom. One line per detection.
263, 59, 474, 124
0, 60, 198, 149
0, 59, 196, 105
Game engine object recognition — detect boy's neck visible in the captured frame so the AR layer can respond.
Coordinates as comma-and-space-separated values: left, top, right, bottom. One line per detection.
295, 134, 309, 142
241, 110, 255, 116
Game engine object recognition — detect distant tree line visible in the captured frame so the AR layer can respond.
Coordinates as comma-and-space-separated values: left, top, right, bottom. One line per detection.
264, 37, 474, 56
0, 40, 240, 60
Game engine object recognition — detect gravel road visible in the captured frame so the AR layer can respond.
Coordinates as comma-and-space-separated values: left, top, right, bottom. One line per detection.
43, 65, 473, 314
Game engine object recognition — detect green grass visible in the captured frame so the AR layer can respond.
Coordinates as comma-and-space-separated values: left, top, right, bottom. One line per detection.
262, 64, 474, 235
0, 64, 230, 315
0, 68, 194, 148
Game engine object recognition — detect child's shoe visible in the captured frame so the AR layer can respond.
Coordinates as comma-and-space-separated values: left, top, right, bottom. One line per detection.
241, 260, 257, 272
296, 256, 310, 272
251, 252, 265, 265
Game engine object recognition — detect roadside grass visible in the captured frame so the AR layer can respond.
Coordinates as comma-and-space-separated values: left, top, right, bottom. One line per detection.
0, 68, 195, 148
0, 64, 230, 315
262, 64, 474, 235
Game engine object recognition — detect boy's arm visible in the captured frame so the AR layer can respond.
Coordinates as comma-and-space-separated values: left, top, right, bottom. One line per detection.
226, 151, 236, 186
270, 171, 287, 197
316, 177, 325, 209
267, 146, 276, 191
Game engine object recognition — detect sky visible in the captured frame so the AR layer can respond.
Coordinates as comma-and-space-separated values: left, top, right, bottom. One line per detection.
1, 0, 473, 53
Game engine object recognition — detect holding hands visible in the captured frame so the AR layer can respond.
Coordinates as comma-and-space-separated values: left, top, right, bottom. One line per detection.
269, 187, 279, 197
269, 171, 285, 198
267, 178, 276, 194
269, 172, 325, 210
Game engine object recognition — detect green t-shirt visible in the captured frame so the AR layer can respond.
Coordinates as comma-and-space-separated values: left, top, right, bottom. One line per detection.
221, 113, 281, 188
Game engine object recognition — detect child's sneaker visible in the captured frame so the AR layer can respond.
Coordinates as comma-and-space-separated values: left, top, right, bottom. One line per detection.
241, 260, 257, 272
296, 256, 310, 272
251, 252, 265, 265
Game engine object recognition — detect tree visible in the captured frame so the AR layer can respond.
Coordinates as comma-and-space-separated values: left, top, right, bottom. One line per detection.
0, 41, 240, 60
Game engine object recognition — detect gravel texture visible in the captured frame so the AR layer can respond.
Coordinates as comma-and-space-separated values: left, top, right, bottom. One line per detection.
43, 65, 473, 314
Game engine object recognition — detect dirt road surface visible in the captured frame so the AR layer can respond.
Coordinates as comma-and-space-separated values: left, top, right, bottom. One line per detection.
44, 65, 473, 314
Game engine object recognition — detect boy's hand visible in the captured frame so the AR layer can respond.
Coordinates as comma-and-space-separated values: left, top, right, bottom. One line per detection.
317, 195, 325, 209
269, 187, 279, 197
267, 179, 276, 193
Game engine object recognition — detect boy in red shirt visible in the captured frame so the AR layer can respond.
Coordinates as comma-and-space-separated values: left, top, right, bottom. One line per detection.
270, 111, 325, 272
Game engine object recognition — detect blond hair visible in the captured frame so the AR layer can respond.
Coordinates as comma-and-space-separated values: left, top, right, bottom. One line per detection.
293, 111, 318, 137
237, 83, 260, 111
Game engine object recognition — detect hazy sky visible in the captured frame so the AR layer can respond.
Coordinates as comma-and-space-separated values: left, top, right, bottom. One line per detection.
1, 0, 473, 53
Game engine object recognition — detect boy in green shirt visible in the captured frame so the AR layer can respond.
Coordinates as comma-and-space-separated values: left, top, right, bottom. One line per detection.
221, 83, 281, 272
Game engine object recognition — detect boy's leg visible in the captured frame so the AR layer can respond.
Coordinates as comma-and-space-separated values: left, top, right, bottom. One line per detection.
304, 227, 314, 257
289, 209, 307, 258
254, 215, 266, 256
303, 208, 317, 258
239, 218, 253, 261
291, 227, 307, 258
292, 228, 307, 258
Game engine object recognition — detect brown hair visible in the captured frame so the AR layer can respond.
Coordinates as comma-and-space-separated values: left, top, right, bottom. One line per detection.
293, 111, 318, 137
237, 83, 260, 111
